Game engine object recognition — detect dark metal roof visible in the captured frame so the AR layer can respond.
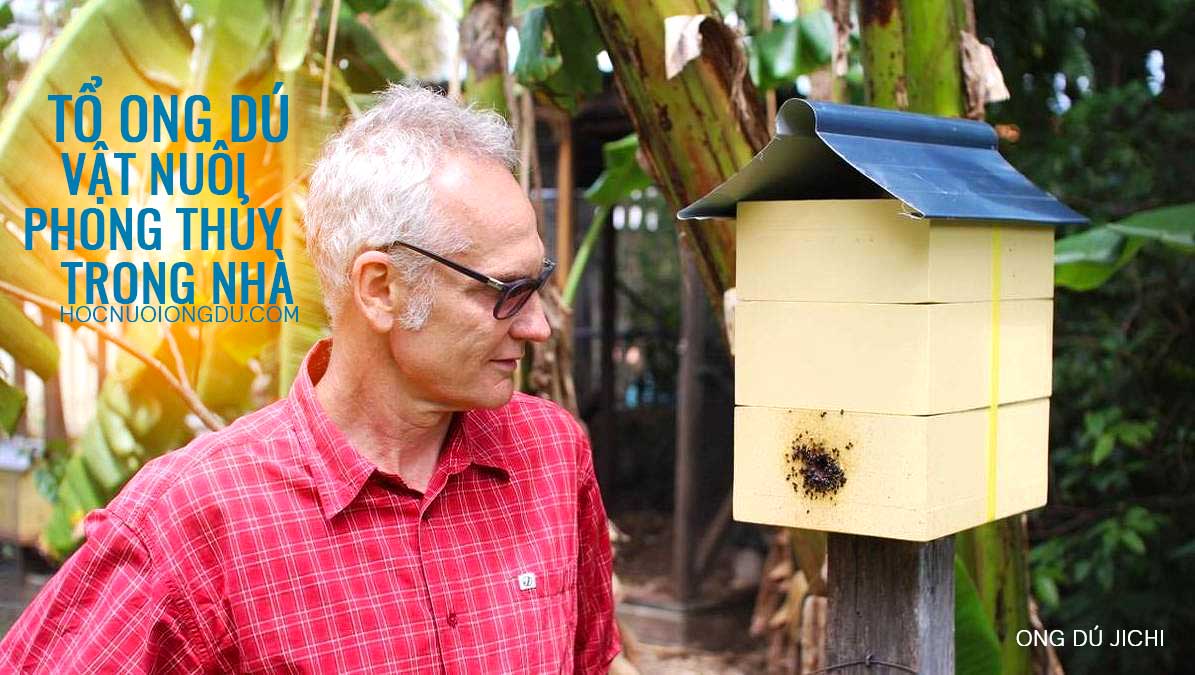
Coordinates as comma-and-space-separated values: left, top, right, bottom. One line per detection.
677, 99, 1087, 225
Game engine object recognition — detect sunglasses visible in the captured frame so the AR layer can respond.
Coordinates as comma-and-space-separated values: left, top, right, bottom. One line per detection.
383, 240, 556, 320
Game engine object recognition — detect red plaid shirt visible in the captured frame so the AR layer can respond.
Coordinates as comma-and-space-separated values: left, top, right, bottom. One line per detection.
1, 340, 620, 673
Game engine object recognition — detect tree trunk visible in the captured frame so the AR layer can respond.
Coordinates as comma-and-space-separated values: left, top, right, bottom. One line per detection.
584, 0, 770, 322
587, 1, 823, 667
461, 0, 509, 116
902, 0, 964, 115
828, 0, 852, 103
860, 0, 909, 110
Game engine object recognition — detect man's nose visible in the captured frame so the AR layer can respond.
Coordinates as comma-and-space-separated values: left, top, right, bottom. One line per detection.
510, 292, 552, 343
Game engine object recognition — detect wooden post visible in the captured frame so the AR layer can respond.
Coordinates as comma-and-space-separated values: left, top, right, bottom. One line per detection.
595, 215, 617, 487
826, 533, 955, 674
673, 247, 706, 603
553, 117, 574, 289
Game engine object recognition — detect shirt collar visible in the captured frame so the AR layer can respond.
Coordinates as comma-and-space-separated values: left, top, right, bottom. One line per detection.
288, 338, 511, 521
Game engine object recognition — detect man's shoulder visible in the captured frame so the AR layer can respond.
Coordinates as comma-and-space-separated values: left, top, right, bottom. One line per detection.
105, 398, 305, 535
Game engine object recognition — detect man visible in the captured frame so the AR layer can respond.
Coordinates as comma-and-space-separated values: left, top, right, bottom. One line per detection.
1, 85, 620, 673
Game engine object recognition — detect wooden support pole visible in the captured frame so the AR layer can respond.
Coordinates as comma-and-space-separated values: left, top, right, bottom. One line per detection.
694, 491, 733, 577
826, 533, 955, 674
553, 117, 574, 288
595, 216, 617, 488
673, 247, 707, 603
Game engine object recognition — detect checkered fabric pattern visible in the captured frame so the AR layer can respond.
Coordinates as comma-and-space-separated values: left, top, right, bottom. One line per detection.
0, 339, 620, 673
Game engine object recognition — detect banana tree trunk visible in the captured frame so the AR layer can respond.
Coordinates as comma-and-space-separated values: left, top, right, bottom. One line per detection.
863, 1, 1033, 671
462, 0, 510, 116
859, 0, 909, 109
861, 0, 965, 115
584, 0, 770, 322
586, 0, 826, 665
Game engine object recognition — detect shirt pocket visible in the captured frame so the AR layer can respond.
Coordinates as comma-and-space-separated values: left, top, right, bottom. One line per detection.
507, 565, 577, 673
511, 564, 576, 600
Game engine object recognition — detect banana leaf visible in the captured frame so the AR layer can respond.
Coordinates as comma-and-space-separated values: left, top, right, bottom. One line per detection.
0, 0, 304, 559
0, 0, 385, 558
0, 375, 26, 434
0, 295, 58, 380
278, 0, 321, 72
0, 0, 188, 382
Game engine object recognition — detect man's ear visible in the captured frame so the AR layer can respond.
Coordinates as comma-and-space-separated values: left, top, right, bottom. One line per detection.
350, 251, 402, 332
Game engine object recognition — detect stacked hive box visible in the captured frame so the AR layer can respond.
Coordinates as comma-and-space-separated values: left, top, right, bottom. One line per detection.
679, 98, 1085, 542
732, 198, 1055, 541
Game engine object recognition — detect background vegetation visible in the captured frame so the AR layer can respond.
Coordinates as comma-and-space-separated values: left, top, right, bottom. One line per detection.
981, 1, 1194, 672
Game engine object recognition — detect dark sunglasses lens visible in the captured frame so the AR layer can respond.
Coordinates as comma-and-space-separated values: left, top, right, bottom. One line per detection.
495, 281, 538, 319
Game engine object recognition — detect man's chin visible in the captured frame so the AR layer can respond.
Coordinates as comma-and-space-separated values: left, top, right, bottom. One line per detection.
465, 381, 516, 410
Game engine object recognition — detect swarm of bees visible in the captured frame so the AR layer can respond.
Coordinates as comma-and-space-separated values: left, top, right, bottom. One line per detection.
784, 425, 848, 499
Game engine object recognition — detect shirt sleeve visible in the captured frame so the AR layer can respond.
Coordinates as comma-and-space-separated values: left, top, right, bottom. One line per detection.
0, 509, 214, 673
574, 432, 621, 674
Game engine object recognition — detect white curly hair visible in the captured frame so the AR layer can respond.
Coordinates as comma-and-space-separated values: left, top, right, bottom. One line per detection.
305, 84, 518, 328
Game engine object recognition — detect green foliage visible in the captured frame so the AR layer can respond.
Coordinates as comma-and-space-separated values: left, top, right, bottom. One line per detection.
564, 134, 654, 307
0, 375, 25, 435
317, 0, 420, 94
1054, 224, 1145, 291
955, 557, 1002, 675
1053, 200, 1194, 292
583, 133, 653, 208
513, 1, 603, 113
0, 299, 57, 381
32, 438, 68, 503
514, 10, 559, 82
1003, 82, 1195, 223
277, 0, 321, 71
37, 327, 192, 558
276, 70, 336, 394
1040, 246, 1193, 673
1082, 408, 1157, 467
345, 0, 392, 13
513, 0, 555, 15
747, 10, 833, 91
979, 2, 1195, 672
548, 2, 603, 95
35, 327, 192, 557
0, 0, 338, 559
1107, 203, 1195, 252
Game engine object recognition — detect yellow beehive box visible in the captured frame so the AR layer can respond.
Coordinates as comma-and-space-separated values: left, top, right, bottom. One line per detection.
736, 200, 1055, 416
734, 400, 1049, 542
737, 200, 1056, 304
679, 99, 1087, 541
735, 299, 1053, 415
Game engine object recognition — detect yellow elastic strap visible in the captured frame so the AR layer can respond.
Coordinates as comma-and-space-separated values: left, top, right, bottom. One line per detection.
986, 228, 1002, 521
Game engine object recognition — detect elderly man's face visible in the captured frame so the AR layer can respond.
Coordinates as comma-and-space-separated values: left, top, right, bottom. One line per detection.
389, 152, 552, 411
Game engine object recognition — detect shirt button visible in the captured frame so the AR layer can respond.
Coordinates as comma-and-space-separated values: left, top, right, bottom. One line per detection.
447, 612, 458, 628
